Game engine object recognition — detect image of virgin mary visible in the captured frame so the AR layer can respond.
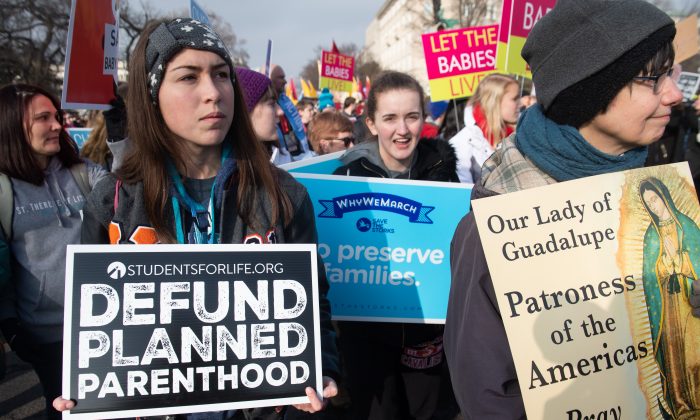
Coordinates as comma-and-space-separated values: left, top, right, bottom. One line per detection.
640, 177, 700, 419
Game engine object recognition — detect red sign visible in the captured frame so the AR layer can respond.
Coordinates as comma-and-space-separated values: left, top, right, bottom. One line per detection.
62, 0, 119, 110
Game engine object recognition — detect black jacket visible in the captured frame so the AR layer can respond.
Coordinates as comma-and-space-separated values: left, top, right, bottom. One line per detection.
444, 137, 552, 419
334, 138, 460, 182
82, 167, 340, 379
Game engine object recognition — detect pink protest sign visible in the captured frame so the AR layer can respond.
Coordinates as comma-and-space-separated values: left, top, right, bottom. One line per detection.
510, 0, 556, 38
421, 25, 498, 101
496, 0, 557, 77
319, 51, 354, 92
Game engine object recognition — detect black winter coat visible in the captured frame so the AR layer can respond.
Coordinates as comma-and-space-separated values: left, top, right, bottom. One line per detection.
333, 138, 460, 182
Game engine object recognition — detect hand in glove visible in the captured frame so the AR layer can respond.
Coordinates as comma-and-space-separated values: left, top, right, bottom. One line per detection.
103, 84, 127, 142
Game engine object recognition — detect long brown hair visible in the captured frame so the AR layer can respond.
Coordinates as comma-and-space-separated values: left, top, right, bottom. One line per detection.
0, 83, 81, 184
120, 20, 292, 242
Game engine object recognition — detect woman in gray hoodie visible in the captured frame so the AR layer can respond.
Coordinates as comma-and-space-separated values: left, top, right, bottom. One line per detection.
0, 83, 107, 419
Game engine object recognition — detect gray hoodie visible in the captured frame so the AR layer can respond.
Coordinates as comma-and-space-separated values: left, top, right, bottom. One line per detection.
337, 140, 417, 178
0, 158, 107, 343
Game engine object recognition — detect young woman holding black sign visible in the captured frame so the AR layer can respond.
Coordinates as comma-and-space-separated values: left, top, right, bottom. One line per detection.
52, 18, 339, 418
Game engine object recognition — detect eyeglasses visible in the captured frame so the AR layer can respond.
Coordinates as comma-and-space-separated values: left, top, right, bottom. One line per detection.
632, 67, 680, 94
325, 136, 354, 146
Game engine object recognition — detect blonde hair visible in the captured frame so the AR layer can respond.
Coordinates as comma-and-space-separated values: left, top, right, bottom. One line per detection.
80, 112, 110, 167
469, 74, 518, 145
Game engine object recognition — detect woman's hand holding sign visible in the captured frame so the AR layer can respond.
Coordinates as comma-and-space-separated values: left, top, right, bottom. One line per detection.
52, 396, 75, 412
53, 376, 339, 415
292, 376, 338, 413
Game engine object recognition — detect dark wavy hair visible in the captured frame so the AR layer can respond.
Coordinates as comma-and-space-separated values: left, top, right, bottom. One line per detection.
119, 19, 292, 242
0, 83, 81, 184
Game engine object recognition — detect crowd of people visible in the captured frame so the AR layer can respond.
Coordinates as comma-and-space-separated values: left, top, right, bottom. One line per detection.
1, 0, 700, 419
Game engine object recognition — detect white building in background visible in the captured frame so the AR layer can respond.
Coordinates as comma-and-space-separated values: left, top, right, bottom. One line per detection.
365, 0, 502, 91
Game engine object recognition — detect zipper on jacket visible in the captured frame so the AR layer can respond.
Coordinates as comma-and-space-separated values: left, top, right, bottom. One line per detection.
425, 159, 444, 173
360, 160, 387, 178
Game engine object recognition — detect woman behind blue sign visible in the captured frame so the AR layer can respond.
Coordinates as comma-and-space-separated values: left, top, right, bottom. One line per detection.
0, 83, 108, 420
52, 18, 339, 418
333, 71, 459, 420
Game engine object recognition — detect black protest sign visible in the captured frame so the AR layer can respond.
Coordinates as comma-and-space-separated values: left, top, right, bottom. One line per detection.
62, 244, 321, 419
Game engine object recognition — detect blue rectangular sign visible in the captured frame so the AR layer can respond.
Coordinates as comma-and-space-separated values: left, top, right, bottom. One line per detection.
291, 173, 472, 323
190, 0, 211, 25
67, 127, 92, 149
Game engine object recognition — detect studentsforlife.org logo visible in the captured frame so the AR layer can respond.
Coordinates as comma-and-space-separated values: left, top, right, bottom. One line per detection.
107, 261, 127, 279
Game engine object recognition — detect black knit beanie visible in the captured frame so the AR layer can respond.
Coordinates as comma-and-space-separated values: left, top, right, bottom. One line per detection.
522, 0, 676, 128
547, 25, 675, 127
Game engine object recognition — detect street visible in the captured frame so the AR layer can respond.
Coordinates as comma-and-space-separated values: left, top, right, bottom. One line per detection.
0, 342, 45, 419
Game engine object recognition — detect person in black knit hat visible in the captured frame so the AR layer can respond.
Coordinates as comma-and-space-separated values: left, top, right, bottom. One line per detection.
444, 0, 684, 418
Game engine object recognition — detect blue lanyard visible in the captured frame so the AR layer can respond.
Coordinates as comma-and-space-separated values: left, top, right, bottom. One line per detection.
167, 144, 231, 244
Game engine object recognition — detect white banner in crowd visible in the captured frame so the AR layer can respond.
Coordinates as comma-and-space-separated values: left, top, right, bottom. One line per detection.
472, 163, 700, 420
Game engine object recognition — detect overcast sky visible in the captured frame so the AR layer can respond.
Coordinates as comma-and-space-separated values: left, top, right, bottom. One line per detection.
145, 0, 384, 79
142, 0, 696, 79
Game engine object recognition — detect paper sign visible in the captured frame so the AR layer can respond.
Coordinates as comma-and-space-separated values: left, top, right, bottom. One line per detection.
62, 0, 119, 110
471, 163, 700, 419
495, 0, 556, 78
102, 23, 118, 78
677, 72, 700, 102
421, 25, 498, 101
292, 174, 471, 323
319, 51, 354, 93
62, 244, 323, 419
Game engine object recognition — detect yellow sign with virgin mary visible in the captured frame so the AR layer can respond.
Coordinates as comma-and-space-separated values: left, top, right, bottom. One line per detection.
471, 162, 700, 420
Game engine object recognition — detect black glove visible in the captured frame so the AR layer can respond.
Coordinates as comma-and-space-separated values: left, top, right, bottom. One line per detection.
103, 94, 127, 142
0, 318, 33, 361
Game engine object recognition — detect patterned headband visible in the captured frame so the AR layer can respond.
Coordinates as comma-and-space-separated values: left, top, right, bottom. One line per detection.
145, 18, 235, 103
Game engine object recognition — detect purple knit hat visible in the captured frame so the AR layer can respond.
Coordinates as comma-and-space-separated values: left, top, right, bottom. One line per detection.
234, 67, 272, 112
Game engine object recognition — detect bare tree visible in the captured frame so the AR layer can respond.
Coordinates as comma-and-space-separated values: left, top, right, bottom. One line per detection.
120, 0, 161, 65
1, 0, 249, 91
355, 53, 383, 84
299, 43, 382, 89
299, 59, 320, 88
207, 12, 248, 67
457, 0, 492, 28
0, 0, 71, 90
166, 8, 249, 67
